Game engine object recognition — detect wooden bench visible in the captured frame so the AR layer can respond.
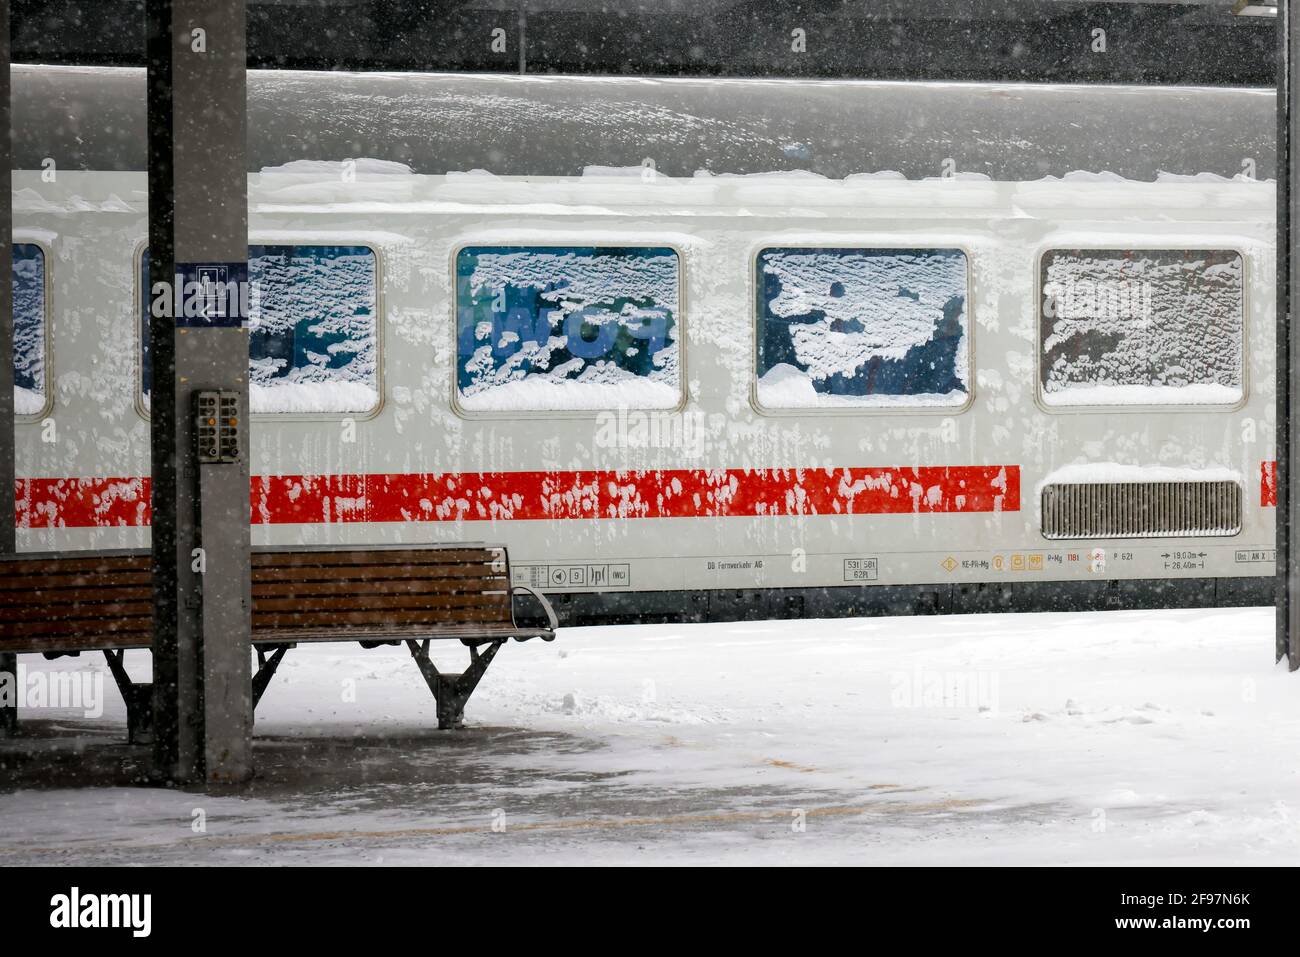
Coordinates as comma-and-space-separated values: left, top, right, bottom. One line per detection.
0, 543, 557, 739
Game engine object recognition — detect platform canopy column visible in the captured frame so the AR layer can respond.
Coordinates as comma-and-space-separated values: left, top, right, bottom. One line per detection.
1282, 1, 1300, 670
146, 0, 253, 784
0, 0, 17, 735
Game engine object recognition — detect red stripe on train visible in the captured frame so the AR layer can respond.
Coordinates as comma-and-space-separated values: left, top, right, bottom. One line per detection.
1263, 461, 1277, 508
16, 466, 1020, 529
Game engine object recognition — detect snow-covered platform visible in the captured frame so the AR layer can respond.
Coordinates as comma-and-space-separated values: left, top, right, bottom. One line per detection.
1, 606, 1295, 866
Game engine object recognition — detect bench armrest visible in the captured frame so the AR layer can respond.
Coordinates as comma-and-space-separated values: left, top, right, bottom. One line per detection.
511, 584, 559, 633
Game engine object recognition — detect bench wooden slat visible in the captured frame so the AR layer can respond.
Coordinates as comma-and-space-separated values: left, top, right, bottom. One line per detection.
0, 572, 153, 592
254, 571, 509, 588
254, 592, 508, 614
252, 548, 502, 568
252, 566, 501, 582
256, 624, 535, 643
3, 633, 154, 653
261, 561, 507, 581
2, 615, 154, 638
253, 606, 511, 628
0, 582, 152, 605
0, 586, 154, 607
0, 555, 150, 575
252, 577, 506, 599
0, 600, 153, 623
251, 564, 509, 584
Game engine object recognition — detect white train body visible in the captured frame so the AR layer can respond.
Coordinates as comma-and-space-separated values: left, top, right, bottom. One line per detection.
10, 67, 1279, 621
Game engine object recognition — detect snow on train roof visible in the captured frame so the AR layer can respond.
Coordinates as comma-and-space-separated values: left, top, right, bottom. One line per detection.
11, 64, 1276, 180
252, 160, 1269, 184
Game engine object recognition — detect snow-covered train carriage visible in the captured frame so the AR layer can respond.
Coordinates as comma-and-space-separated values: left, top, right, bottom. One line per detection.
9, 64, 1279, 623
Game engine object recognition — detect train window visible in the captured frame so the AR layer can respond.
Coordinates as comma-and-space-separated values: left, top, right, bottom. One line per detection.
141, 245, 380, 414
13, 243, 47, 417
454, 245, 681, 412
754, 247, 969, 410
1039, 248, 1244, 407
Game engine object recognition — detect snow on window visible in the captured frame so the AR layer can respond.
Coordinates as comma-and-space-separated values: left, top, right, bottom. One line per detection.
141, 245, 379, 414
455, 246, 681, 412
1039, 248, 1244, 407
245, 245, 379, 413
754, 247, 969, 410
13, 243, 46, 416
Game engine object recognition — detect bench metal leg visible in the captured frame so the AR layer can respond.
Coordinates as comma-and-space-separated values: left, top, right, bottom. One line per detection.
252, 645, 291, 711
103, 650, 153, 746
0, 653, 16, 737
405, 638, 504, 730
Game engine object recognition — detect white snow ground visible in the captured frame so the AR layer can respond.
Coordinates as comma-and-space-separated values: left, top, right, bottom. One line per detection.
1, 605, 1297, 866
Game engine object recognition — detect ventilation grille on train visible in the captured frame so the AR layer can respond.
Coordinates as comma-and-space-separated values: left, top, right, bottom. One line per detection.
1040, 481, 1242, 540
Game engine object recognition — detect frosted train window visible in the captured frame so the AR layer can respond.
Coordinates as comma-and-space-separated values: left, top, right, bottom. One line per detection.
1039, 249, 1244, 407
13, 243, 46, 416
454, 245, 681, 412
141, 245, 379, 414
754, 247, 969, 410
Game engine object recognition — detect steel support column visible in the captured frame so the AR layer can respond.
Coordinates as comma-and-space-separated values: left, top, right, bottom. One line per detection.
1282, 2, 1300, 669
0, 0, 18, 735
147, 0, 252, 784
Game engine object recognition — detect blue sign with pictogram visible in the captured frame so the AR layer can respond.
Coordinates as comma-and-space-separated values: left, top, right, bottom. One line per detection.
173, 261, 250, 328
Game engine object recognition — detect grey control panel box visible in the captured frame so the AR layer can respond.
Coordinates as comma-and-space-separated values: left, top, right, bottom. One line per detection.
195, 390, 241, 464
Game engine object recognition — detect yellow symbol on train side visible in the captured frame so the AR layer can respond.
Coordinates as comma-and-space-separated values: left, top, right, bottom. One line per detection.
1010, 554, 1025, 571
992, 555, 1004, 571
941, 556, 957, 573
1027, 554, 1043, 571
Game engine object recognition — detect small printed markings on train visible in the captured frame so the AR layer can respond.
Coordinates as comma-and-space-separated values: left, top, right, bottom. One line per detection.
843, 558, 878, 581
952, 553, 1060, 573
1235, 549, 1276, 563
1161, 550, 1207, 572
514, 563, 630, 589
